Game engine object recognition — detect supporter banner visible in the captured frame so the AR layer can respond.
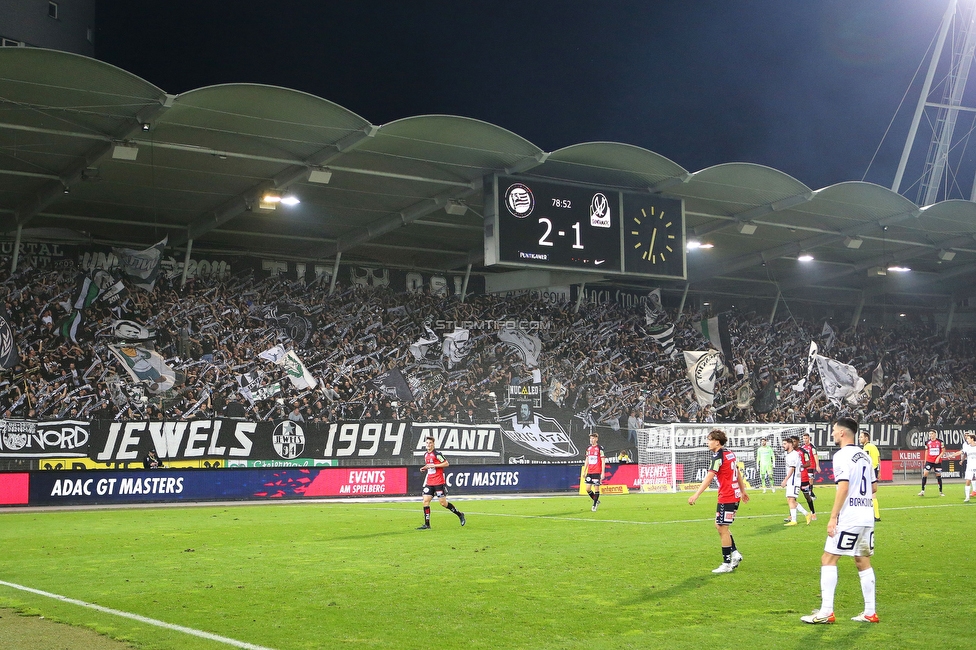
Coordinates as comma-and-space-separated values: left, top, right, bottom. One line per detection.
0, 419, 90, 458
28, 467, 408, 506
87, 419, 413, 464
410, 423, 505, 463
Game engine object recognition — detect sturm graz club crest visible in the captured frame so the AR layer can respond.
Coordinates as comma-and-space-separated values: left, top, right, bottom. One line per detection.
272, 421, 305, 459
504, 183, 535, 218
498, 411, 577, 458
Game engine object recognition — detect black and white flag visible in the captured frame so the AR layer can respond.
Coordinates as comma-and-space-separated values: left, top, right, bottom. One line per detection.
370, 367, 415, 402
0, 304, 18, 370
114, 236, 167, 291
498, 328, 542, 367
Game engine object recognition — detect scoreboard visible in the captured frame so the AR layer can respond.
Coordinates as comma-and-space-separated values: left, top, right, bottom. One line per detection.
484, 175, 686, 279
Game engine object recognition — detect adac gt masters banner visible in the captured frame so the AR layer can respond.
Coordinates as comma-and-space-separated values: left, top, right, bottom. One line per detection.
28, 467, 408, 506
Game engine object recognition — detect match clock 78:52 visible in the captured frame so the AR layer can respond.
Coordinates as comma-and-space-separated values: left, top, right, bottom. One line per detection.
622, 194, 686, 279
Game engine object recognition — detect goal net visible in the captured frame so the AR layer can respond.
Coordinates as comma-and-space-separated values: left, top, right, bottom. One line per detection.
635, 423, 812, 492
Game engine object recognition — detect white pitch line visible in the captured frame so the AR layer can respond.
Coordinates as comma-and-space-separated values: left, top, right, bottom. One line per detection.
0, 580, 277, 650
367, 501, 970, 527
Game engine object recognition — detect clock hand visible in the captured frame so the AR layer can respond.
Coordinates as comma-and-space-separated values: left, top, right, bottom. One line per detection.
648, 227, 657, 258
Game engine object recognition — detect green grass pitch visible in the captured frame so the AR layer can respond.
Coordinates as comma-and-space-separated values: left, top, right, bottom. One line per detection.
0, 485, 970, 649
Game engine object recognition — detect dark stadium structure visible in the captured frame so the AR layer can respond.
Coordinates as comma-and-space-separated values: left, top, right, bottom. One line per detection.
2, 47, 976, 327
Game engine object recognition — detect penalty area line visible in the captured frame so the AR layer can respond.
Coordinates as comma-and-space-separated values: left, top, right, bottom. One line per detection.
0, 580, 277, 650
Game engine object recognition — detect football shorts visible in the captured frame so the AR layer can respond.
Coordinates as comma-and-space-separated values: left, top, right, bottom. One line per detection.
715, 501, 739, 526
824, 526, 874, 557
422, 484, 448, 497
923, 462, 942, 473
584, 473, 603, 486
785, 481, 801, 499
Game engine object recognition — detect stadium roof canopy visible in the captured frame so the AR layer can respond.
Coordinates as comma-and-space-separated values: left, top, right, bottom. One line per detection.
1, 48, 975, 315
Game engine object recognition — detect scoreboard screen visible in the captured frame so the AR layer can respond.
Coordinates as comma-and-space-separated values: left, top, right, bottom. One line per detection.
484, 175, 686, 279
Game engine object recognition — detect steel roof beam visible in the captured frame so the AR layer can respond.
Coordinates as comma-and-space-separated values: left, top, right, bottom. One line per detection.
692, 191, 814, 237
174, 126, 379, 247
5, 95, 175, 230
687, 206, 922, 283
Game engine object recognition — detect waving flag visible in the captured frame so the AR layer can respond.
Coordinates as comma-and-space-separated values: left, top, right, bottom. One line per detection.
498, 328, 542, 367
441, 328, 471, 368
108, 344, 181, 393
0, 304, 18, 370
699, 312, 732, 363
814, 354, 866, 406
684, 350, 723, 407
370, 368, 415, 402
114, 236, 167, 291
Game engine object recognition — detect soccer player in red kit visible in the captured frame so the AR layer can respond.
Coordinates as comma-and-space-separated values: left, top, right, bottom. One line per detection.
583, 432, 606, 511
688, 429, 750, 573
801, 433, 820, 497
417, 436, 465, 529
795, 436, 817, 522
918, 429, 945, 497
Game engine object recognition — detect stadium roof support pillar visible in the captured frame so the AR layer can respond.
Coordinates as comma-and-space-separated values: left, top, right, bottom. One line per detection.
769, 289, 781, 324
575, 282, 585, 314
460, 264, 472, 303
328, 252, 341, 296
945, 299, 956, 335
678, 282, 690, 316
850, 294, 865, 332
180, 238, 193, 289
9, 224, 21, 273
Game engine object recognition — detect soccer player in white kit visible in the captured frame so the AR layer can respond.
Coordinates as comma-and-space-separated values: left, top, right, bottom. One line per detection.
801, 417, 879, 624
962, 433, 976, 502
781, 438, 810, 525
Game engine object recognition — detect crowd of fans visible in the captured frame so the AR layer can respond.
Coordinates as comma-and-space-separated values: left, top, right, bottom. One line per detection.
1, 264, 974, 428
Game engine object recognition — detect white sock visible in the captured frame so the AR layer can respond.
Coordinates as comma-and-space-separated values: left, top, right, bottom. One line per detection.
966, 483, 971, 499
858, 567, 876, 616
820, 565, 838, 614
790, 507, 797, 521
796, 503, 809, 516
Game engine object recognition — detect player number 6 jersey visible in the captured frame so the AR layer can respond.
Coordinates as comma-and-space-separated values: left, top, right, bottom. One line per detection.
832, 445, 876, 528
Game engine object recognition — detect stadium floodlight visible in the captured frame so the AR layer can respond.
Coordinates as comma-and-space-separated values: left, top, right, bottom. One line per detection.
797, 251, 814, 262
736, 222, 758, 235
686, 240, 714, 250
260, 191, 299, 210
844, 236, 863, 249
938, 249, 955, 261
111, 143, 139, 161
307, 168, 333, 184
445, 200, 468, 216
887, 265, 911, 272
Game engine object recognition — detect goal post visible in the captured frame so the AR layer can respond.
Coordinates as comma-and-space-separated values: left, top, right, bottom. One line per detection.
635, 423, 812, 492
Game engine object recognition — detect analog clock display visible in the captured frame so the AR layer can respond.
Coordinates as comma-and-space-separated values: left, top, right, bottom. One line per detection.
622, 194, 686, 279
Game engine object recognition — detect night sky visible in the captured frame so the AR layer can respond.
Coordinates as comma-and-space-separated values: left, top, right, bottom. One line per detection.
94, 1, 951, 192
